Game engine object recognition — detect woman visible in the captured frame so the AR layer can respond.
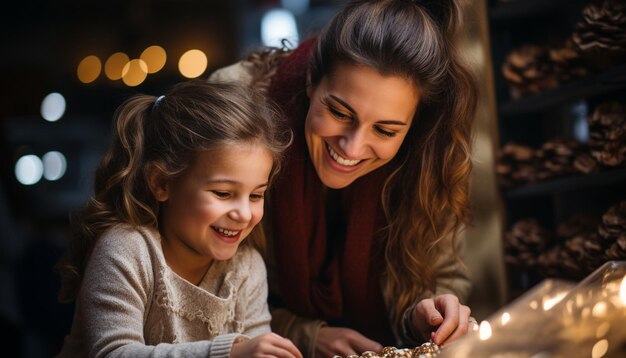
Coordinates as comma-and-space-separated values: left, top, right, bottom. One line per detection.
210, 0, 478, 356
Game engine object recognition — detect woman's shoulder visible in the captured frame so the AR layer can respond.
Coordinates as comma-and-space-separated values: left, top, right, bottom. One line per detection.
208, 61, 255, 85
208, 46, 293, 92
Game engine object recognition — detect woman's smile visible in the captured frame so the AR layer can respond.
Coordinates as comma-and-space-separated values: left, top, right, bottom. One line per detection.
305, 63, 419, 189
325, 142, 365, 171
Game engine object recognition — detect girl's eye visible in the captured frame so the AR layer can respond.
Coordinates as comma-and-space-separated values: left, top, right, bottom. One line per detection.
250, 193, 265, 202
211, 191, 230, 198
375, 126, 397, 138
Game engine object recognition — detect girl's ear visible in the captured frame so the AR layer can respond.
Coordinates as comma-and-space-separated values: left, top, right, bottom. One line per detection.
147, 167, 169, 202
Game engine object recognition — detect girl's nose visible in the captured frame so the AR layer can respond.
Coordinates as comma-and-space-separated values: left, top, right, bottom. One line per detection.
228, 200, 252, 223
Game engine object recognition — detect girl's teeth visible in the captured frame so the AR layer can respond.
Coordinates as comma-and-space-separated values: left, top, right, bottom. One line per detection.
216, 227, 239, 237
328, 145, 361, 166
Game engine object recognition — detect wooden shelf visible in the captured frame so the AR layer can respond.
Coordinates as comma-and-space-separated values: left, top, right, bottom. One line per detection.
498, 64, 626, 117
504, 167, 626, 199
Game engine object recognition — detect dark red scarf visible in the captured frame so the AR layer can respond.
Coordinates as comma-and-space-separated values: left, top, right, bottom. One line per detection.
267, 38, 396, 344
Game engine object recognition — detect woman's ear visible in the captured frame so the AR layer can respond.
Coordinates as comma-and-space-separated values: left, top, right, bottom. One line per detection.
147, 167, 169, 202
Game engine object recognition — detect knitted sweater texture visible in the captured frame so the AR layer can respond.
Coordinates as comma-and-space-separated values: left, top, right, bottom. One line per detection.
58, 225, 271, 358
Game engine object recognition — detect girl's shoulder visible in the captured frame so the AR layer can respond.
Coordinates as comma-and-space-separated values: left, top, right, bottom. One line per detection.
227, 245, 266, 274
92, 224, 162, 267
98, 224, 157, 248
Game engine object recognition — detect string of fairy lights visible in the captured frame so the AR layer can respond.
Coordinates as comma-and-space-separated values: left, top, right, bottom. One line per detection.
77, 46, 207, 86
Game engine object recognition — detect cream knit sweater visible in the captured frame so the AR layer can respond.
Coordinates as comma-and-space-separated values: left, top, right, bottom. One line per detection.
58, 225, 271, 357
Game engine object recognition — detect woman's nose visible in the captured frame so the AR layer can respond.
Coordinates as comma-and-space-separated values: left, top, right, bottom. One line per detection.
338, 127, 369, 158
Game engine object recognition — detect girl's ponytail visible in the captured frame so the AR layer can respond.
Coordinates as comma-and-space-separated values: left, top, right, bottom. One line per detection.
58, 95, 156, 302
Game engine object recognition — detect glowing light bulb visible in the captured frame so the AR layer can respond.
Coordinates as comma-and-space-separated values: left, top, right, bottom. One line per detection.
479, 321, 491, 341
543, 292, 567, 311
15, 155, 43, 185
261, 9, 299, 47
591, 339, 608, 358
141, 45, 167, 74
596, 322, 610, 338
40, 92, 66, 122
620, 275, 626, 305
42, 151, 67, 181
77, 55, 101, 83
592, 302, 608, 318
105, 52, 130, 80
178, 49, 207, 78
501, 312, 510, 325
122, 59, 148, 86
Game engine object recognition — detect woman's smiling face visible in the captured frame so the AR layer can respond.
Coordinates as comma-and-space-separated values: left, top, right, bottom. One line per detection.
305, 63, 420, 189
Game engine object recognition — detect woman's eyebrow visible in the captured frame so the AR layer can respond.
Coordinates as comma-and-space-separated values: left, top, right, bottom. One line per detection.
329, 94, 356, 113
377, 120, 408, 126
329, 94, 408, 125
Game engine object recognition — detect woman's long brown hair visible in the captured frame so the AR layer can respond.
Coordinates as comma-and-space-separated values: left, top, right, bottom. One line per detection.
309, 0, 478, 328
249, 0, 477, 328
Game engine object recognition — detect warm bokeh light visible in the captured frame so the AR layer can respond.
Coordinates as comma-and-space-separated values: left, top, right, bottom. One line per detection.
42, 151, 67, 181
40, 92, 66, 122
77, 55, 101, 83
122, 59, 148, 87
178, 49, 207, 78
15, 155, 43, 185
500, 312, 510, 326
479, 321, 492, 341
592, 339, 608, 358
105, 52, 130, 80
542, 292, 567, 311
140, 45, 167, 74
620, 275, 626, 305
592, 302, 608, 318
596, 322, 610, 338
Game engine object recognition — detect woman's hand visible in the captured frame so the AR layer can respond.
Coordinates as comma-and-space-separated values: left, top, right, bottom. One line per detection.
410, 294, 473, 346
231, 332, 303, 358
315, 327, 382, 358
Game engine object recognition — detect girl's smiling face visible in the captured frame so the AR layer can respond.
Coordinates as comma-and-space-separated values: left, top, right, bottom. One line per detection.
305, 63, 420, 189
154, 142, 273, 265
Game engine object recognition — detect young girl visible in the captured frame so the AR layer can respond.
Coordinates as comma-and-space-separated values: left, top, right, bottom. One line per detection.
56, 80, 301, 358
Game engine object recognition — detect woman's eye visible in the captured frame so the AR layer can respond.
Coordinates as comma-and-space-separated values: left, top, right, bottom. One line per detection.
211, 191, 230, 198
328, 106, 350, 120
375, 126, 396, 138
